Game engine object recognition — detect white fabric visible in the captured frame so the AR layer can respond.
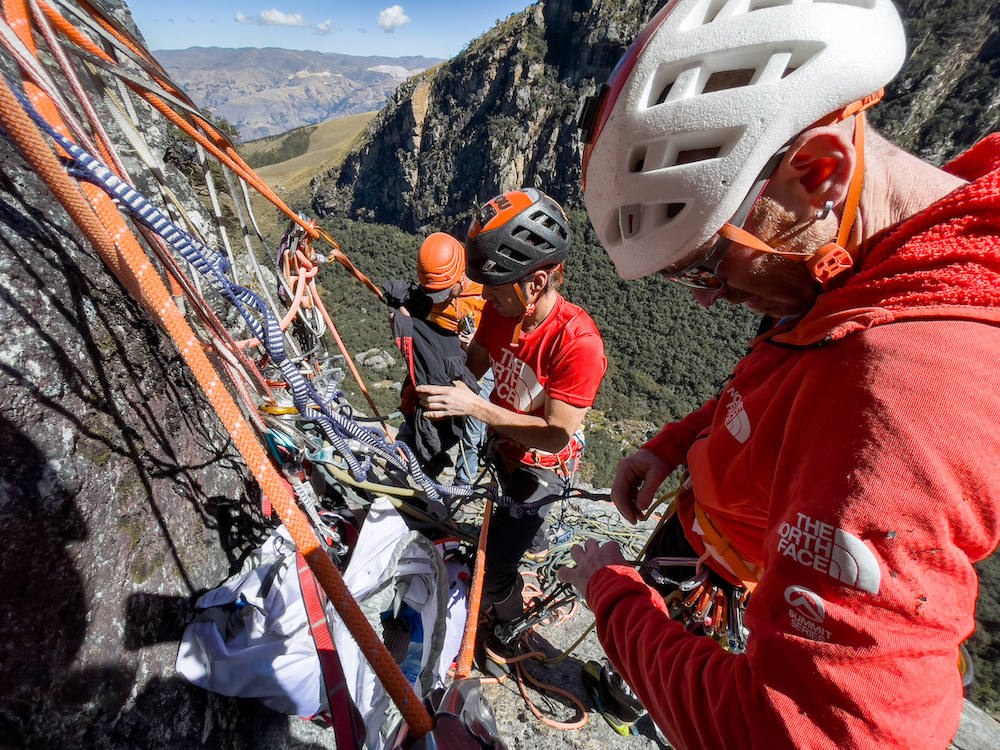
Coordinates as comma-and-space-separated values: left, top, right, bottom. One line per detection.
175, 524, 327, 716
333, 496, 465, 749
175, 500, 469, 749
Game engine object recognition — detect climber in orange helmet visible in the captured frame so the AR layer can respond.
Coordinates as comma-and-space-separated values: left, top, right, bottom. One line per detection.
417, 189, 607, 672
382, 233, 488, 481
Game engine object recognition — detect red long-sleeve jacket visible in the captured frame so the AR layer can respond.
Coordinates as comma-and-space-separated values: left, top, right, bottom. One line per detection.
588, 134, 1000, 749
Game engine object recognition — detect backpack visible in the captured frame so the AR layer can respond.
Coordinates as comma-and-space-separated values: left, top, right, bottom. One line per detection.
176, 498, 470, 750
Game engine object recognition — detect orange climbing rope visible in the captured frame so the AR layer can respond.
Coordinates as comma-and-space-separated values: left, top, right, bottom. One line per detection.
0, 7, 433, 739
37, 0, 385, 304
27, 0, 390, 424
455, 498, 493, 679
0, 73, 433, 740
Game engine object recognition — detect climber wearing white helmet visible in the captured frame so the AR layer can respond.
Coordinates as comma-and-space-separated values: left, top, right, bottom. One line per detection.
558, 0, 1000, 748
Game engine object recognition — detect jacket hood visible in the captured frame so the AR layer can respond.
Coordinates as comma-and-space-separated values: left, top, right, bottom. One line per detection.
769, 133, 1000, 347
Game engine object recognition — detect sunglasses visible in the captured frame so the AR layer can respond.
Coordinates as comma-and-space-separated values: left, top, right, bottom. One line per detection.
661, 147, 791, 290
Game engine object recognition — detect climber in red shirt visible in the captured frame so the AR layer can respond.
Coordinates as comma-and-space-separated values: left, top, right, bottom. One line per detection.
418, 188, 606, 636
558, 1, 1000, 748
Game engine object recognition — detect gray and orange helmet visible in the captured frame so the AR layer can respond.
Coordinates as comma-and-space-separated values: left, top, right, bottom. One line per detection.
465, 188, 570, 286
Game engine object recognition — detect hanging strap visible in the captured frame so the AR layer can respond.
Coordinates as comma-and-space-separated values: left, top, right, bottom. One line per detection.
692, 502, 760, 592
296, 551, 365, 749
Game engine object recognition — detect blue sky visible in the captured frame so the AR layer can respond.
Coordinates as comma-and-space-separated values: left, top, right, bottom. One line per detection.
128, 1, 534, 59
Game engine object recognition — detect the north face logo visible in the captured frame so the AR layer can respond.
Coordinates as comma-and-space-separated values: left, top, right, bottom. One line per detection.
491, 348, 543, 412
776, 513, 881, 594
724, 387, 751, 443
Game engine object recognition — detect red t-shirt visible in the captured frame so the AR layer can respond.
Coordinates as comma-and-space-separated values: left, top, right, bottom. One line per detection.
473, 295, 606, 465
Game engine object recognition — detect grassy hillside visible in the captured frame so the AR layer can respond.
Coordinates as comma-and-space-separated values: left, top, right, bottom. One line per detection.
240, 111, 376, 193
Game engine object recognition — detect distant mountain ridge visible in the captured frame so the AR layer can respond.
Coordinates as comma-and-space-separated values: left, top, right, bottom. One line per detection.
156, 47, 443, 139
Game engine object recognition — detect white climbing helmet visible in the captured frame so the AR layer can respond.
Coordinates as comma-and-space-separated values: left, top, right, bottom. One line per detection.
580, 0, 907, 280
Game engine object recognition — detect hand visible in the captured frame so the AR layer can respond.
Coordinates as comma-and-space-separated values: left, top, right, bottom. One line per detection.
558, 538, 627, 597
611, 448, 673, 524
416, 380, 484, 419
388, 305, 410, 336
458, 330, 474, 351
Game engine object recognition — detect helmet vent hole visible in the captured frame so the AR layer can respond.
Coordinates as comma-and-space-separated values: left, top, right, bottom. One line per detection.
652, 80, 674, 106
696, 0, 731, 25
498, 244, 534, 264
815, 0, 878, 9
664, 203, 686, 220
703, 68, 755, 93
676, 146, 721, 165
630, 146, 647, 173
747, 0, 795, 11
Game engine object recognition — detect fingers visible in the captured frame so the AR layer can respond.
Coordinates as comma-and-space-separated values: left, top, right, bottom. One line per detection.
558, 539, 625, 597
611, 456, 644, 524
611, 450, 671, 523
417, 385, 464, 419
415, 384, 450, 396
556, 563, 582, 593
634, 464, 669, 518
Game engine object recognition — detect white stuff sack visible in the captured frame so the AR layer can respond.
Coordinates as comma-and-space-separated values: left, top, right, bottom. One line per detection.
174, 524, 331, 716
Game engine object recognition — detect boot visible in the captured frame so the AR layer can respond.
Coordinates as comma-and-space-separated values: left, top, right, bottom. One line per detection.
582, 660, 647, 736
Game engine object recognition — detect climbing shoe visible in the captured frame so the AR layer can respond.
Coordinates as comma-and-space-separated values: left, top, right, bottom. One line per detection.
582, 660, 646, 736
523, 541, 550, 562
474, 626, 515, 679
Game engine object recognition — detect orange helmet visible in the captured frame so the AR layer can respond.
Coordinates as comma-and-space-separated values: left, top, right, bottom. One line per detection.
417, 232, 465, 302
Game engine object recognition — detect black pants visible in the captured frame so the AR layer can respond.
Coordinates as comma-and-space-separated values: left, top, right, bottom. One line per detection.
483, 463, 564, 623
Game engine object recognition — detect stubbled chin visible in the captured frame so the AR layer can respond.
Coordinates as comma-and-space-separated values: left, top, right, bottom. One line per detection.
741, 296, 785, 316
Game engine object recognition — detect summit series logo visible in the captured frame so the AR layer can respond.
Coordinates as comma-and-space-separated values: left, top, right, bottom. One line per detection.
785, 585, 832, 642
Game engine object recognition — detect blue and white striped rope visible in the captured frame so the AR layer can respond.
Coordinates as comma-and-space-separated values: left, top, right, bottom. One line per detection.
2, 81, 479, 498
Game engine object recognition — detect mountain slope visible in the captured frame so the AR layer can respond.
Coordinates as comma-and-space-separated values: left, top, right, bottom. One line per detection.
311, 0, 667, 231
244, 111, 377, 193
156, 47, 442, 139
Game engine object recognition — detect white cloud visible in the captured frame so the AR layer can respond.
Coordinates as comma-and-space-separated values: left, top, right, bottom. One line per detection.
234, 9, 309, 28
260, 9, 308, 27
316, 19, 333, 34
377, 5, 410, 33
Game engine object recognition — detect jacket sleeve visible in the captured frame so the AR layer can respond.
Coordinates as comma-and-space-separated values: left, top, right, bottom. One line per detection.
588, 565, 786, 750
641, 397, 716, 470
588, 323, 1000, 750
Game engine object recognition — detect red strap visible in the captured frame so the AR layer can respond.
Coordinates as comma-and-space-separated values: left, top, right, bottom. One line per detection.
296, 551, 364, 749
394, 334, 417, 385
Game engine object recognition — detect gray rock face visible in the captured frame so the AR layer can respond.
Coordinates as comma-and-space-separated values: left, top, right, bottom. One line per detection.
311, 0, 1000, 234
0, 139, 332, 747
0, 3, 331, 745
311, 0, 668, 232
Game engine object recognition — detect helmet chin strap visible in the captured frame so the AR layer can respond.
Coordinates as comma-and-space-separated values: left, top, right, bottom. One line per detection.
717, 109, 870, 290
510, 282, 537, 346
806, 108, 868, 287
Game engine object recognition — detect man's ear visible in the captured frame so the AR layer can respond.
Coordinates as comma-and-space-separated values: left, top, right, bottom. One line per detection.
526, 268, 548, 295
774, 125, 856, 217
